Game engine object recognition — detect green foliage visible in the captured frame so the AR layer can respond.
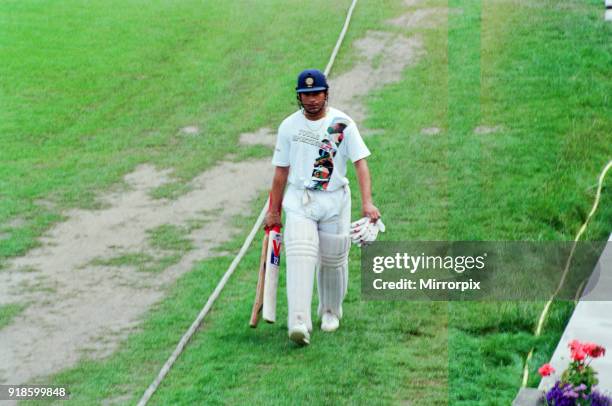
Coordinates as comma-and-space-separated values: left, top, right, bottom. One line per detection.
562, 363, 598, 390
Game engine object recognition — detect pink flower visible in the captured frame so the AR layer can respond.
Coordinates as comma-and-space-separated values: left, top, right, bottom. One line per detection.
538, 363, 555, 377
568, 340, 582, 352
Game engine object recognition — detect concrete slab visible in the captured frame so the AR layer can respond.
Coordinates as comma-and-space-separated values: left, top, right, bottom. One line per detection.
512, 388, 545, 405
539, 233, 612, 392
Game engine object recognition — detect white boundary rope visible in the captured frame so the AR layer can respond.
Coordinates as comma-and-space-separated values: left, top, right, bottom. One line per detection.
324, 0, 358, 77
521, 160, 612, 387
137, 1, 359, 404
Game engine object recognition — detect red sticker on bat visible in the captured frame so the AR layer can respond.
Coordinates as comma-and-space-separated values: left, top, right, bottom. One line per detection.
269, 233, 282, 267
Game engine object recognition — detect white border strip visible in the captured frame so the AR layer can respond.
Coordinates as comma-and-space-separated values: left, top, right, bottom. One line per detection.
137, 1, 359, 404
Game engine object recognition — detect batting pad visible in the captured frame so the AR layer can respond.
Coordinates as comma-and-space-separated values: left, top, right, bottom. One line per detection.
284, 219, 319, 333
317, 231, 350, 319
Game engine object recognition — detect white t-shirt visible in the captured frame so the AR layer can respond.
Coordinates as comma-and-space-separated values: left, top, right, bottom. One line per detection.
271, 107, 370, 192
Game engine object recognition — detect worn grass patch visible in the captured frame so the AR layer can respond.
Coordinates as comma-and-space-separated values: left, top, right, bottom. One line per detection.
147, 225, 193, 252
0, 303, 27, 330
89, 225, 193, 273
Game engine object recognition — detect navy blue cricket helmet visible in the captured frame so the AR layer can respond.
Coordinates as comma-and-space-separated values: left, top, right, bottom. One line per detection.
296, 69, 329, 93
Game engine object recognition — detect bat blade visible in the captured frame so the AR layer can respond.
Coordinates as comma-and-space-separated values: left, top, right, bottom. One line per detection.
249, 233, 269, 328
262, 228, 281, 323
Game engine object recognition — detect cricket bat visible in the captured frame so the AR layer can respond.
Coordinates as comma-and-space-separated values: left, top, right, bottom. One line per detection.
249, 232, 269, 328
262, 225, 282, 323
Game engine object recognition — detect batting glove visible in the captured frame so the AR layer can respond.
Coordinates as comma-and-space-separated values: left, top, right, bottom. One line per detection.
350, 217, 385, 247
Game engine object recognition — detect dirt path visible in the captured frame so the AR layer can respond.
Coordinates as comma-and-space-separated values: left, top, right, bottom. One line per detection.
0, 161, 273, 384
0, 2, 438, 386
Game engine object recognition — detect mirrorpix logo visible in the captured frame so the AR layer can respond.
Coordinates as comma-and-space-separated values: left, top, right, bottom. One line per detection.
270, 233, 281, 266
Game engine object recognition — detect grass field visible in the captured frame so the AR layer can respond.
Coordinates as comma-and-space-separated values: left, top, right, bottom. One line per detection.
3, 0, 611, 404
0, 0, 365, 261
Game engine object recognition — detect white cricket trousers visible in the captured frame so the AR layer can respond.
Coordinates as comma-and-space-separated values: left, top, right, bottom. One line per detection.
282, 183, 351, 332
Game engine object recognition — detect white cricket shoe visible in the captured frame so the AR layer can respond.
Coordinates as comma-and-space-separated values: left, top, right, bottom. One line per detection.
288, 323, 310, 346
321, 312, 340, 332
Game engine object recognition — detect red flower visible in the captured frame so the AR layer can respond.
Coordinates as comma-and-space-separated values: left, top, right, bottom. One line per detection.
592, 346, 606, 358
582, 342, 606, 358
538, 363, 555, 377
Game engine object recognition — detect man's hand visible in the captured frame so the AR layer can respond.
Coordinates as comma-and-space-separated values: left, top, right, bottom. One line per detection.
362, 202, 381, 222
264, 211, 282, 230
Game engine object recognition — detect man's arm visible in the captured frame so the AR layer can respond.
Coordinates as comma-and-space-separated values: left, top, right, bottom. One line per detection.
265, 166, 289, 228
354, 158, 381, 222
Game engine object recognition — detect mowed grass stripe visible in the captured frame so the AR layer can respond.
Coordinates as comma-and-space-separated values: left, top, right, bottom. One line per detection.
446, 0, 611, 404
136, 1, 451, 404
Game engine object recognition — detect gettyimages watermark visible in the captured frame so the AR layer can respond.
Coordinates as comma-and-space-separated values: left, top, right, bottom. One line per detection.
361, 241, 611, 301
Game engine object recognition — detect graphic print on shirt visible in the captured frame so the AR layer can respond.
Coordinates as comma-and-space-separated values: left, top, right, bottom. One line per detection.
307, 117, 349, 190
